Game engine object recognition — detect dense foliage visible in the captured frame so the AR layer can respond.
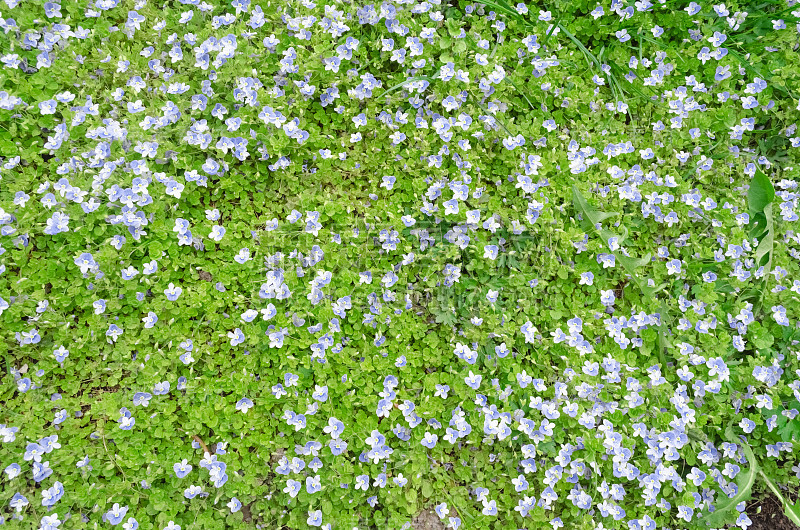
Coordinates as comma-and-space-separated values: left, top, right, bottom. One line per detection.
1, 0, 800, 529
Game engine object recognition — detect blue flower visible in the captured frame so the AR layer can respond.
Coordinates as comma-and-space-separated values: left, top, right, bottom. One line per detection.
209, 225, 226, 241
33, 461, 53, 482
104, 503, 128, 525
174, 459, 192, 478
420, 432, 437, 449
93, 299, 106, 314
17, 377, 33, 393
164, 283, 183, 301
210, 467, 228, 488
284, 479, 301, 497
184, 485, 204, 499
9, 492, 28, 511
312, 385, 328, 402
4, 463, 21, 479
378, 175, 396, 191
17, 328, 41, 346
75, 254, 100, 279
307, 510, 323, 527
24, 442, 44, 462
117, 409, 135, 430
76, 455, 91, 470
323, 417, 345, 438
227, 497, 242, 513
106, 324, 124, 342
40, 513, 63, 529
464, 371, 482, 391
133, 392, 152, 406
306, 475, 321, 494
227, 327, 246, 346
236, 397, 254, 413
434, 384, 450, 398
52, 345, 69, 363
39, 99, 58, 114
142, 311, 158, 328
284, 372, 299, 387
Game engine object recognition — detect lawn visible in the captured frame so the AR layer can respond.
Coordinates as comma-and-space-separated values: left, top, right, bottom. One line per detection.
1, 0, 800, 529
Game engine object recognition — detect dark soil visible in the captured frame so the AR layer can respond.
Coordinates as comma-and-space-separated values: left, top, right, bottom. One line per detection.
747, 491, 800, 530
412, 509, 445, 530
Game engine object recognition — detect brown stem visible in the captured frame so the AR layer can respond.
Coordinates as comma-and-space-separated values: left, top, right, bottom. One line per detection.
191, 434, 212, 456
177, 428, 213, 455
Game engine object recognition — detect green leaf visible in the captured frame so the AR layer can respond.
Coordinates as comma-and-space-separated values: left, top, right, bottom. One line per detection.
699, 427, 759, 526
434, 309, 457, 327
375, 75, 436, 100
617, 253, 651, 274
477, 0, 528, 26
783, 497, 800, 527
405, 489, 418, 505
571, 185, 618, 226
759, 471, 800, 527
754, 203, 774, 270
748, 169, 776, 225
777, 400, 800, 441
421, 481, 434, 499
744, 169, 776, 287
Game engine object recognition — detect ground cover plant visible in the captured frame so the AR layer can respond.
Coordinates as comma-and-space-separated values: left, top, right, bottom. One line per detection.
1, 0, 800, 528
